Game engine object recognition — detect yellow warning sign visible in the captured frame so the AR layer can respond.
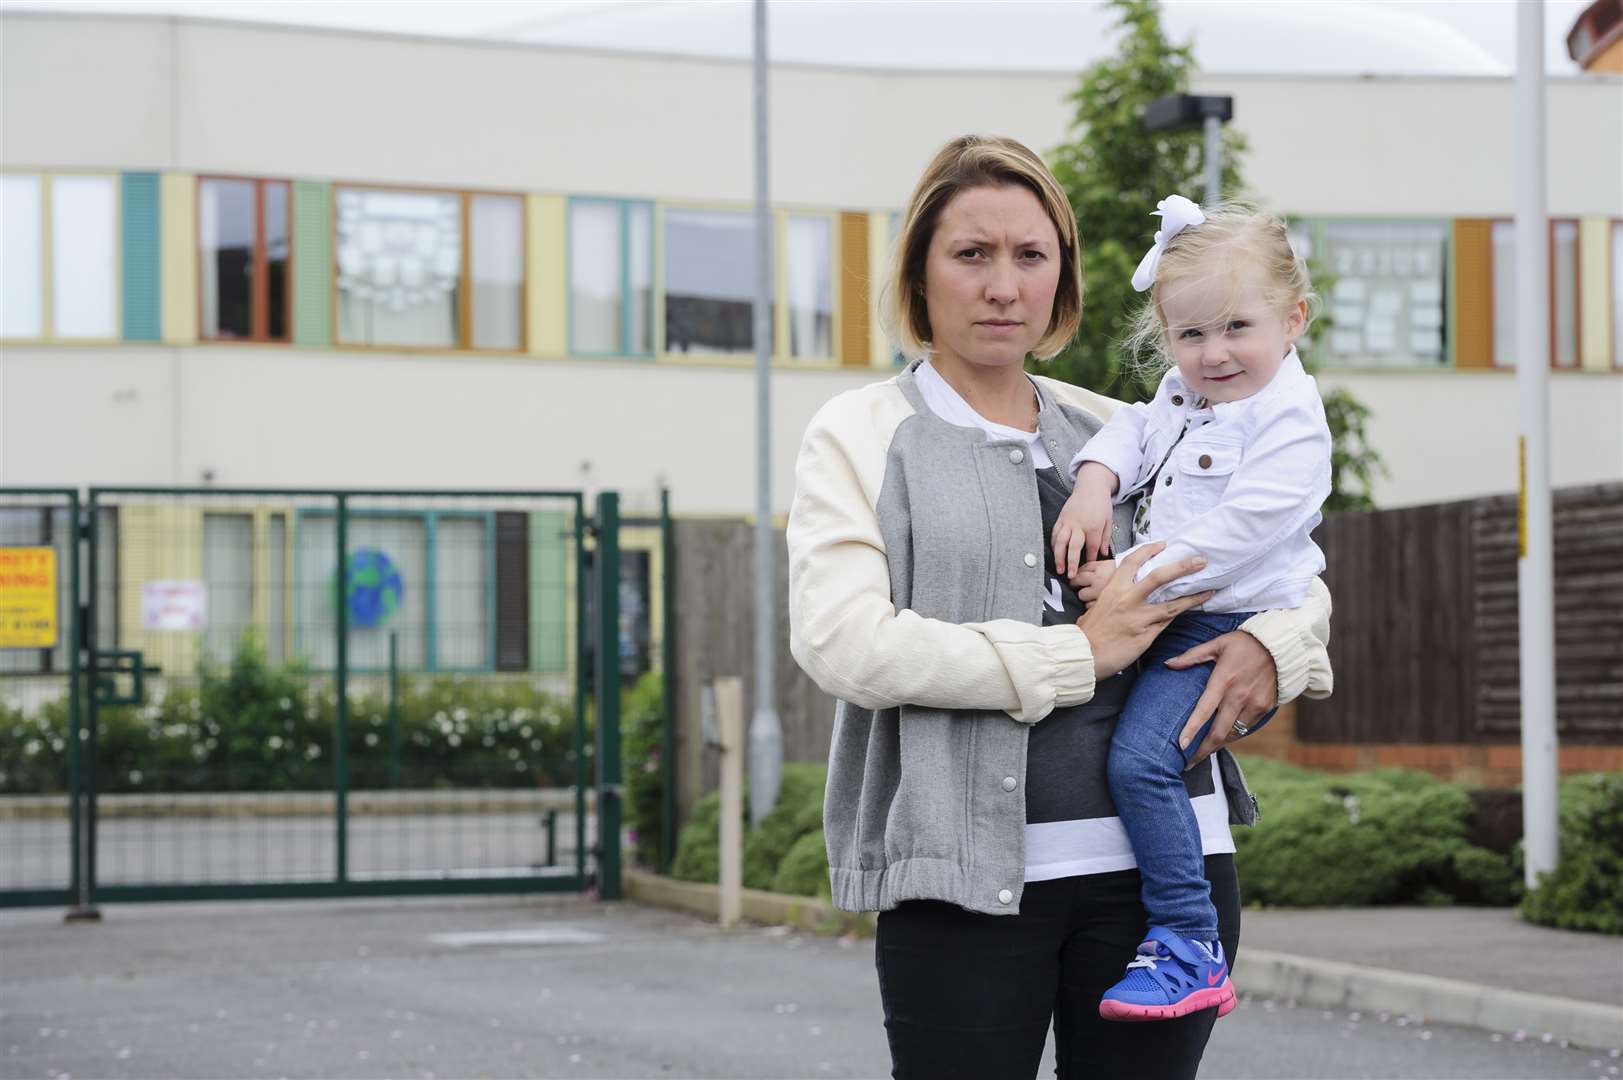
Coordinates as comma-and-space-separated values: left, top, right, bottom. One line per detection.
0, 546, 57, 648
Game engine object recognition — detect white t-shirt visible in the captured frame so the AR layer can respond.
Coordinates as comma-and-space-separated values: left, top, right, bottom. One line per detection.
915, 359, 1235, 881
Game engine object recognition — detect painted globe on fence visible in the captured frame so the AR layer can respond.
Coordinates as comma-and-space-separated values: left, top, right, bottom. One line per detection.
333, 548, 404, 629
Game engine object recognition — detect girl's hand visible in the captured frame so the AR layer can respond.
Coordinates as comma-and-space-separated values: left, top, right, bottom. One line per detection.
1068, 559, 1117, 604
1076, 543, 1214, 680
1051, 464, 1118, 576
1169, 631, 1279, 766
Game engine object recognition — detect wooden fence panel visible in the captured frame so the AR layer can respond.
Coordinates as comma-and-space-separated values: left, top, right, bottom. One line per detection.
1299, 483, 1622, 745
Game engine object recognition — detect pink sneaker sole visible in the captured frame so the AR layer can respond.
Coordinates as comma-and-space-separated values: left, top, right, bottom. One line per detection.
1099, 977, 1237, 1022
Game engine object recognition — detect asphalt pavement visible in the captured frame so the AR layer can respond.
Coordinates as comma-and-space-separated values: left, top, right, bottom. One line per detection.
2, 894, 1616, 1080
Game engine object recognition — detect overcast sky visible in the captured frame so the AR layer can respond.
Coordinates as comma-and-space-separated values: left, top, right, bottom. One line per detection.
0, 0, 1595, 76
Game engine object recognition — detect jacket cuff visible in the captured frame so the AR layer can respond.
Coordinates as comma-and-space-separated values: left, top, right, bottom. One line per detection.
1238, 608, 1313, 705
1042, 624, 1097, 713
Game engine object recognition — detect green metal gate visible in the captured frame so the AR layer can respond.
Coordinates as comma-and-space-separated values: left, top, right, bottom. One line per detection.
0, 486, 641, 909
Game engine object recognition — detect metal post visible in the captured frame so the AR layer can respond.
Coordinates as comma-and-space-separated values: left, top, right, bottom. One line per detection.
1515, 0, 1559, 889
388, 631, 401, 789
65, 492, 98, 922
594, 491, 623, 900
573, 505, 588, 884
749, 0, 782, 829
69, 494, 102, 922
659, 487, 676, 873
334, 494, 349, 885
1202, 113, 1223, 208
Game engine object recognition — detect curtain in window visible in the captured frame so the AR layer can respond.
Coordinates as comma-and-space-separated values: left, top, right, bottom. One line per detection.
336, 188, 460, 348
471, 194, 523, 350
1552, 222, 1579, 369
628, 203, 653, 354
787, 215, 834, 359
1, 175, 43, 338
1492, 222, 1516, 368
50, 176, 117, 339
570, 201, 622, 353
201, 513, 254, 666
200, 179, 256, 340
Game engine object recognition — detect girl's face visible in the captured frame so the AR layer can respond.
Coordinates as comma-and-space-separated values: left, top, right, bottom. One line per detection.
922, 184, 1061, 372
1159, 268, 1306, 404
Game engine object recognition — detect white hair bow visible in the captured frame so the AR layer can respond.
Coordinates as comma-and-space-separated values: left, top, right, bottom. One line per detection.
1130, 195, 1206, 292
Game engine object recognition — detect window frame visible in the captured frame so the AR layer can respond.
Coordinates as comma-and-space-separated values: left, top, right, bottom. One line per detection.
196, 174, 293, 345
0, 170, 122, 345
567, 195, 655, 359
330, 183, 528, 354
655, 200, 843, 365
292, 506, 498, 674
1302, 215, 1452, 371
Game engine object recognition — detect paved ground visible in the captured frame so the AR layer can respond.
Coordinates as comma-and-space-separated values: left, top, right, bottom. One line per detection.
2, 895, 1616, 1080
1245, 906, 1623, 1007
1, 813, 584, 890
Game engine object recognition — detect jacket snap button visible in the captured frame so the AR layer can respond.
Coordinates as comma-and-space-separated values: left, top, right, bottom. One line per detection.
1171, 395, 1184, 406
1002, 776, 1017, 792
1165, 474, 1174, 486
1009, 448, 1024, 464
1023, 552, 1038, 568
1199, 454, 1213, 469
997, 889, 1014, 905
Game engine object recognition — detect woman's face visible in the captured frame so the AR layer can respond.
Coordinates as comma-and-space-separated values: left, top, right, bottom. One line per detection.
922, 183, 1061, 372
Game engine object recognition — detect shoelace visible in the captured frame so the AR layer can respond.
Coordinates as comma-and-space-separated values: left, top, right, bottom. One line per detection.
1124, 948, 1168, 972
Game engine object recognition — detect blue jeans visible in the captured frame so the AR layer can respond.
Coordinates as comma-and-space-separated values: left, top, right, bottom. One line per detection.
1106, 611, 1275, 940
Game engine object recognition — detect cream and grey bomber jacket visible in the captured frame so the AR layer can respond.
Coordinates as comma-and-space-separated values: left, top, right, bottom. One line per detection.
787, 361, 1333, 916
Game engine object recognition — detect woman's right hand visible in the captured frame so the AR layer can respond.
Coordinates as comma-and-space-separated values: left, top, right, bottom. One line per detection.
1075, 543, 1214, 680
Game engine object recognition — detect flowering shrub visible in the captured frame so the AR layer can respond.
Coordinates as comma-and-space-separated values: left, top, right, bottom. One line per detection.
0, 640, 585, 794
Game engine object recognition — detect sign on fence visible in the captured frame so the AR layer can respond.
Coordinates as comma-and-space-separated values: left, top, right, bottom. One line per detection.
0, 546, 57, 648
141, 580, 208, 631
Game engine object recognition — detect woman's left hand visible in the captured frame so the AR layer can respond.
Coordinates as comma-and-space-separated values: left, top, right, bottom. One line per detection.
1166, 630, 1278, 767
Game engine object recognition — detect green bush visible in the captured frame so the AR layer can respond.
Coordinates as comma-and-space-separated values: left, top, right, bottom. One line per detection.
1234, 761, 1520, 908
1521, 773, 1623, 935
0, 639, 584, 795
773, 828, 831, 897
742, 764, 827, 889
671, 763, 829, 892
621, 671, 666, 870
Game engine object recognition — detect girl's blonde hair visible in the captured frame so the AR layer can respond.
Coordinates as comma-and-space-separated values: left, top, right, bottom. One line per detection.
1125, 200, 1320, 377
880, 135, 1083, 363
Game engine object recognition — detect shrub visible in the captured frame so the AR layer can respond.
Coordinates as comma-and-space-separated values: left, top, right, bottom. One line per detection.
1521, 773, 1623, 935
1234, 762, 1520, 908
773, 829, 831, 897
621, 671, 666, 870
671, 763, 828, 891
742, 764, 827, 889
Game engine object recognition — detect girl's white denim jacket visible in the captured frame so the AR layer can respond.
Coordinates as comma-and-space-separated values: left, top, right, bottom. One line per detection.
1074, 348, 1332, 614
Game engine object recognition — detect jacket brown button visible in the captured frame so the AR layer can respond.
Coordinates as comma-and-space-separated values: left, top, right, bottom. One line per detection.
1171, 395, 1184, 406
1165, 474, 1173, 486
1198, 454, 1213, 469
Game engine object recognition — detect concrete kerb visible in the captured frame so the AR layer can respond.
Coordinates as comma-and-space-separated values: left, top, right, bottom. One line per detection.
624, 871, 1621, 1051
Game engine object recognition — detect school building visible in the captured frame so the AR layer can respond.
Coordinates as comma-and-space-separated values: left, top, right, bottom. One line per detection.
0, 8, 1620, 683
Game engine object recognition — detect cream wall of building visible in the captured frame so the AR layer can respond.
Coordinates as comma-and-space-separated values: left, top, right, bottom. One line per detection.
3, 348, 1617, 511
3, 14, 1620, 216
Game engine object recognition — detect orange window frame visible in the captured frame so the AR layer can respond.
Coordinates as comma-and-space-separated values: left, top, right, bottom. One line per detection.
196, 176, 292, 344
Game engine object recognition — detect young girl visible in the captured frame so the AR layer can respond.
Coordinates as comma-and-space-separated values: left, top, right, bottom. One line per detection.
1051, 194, 1332, 1021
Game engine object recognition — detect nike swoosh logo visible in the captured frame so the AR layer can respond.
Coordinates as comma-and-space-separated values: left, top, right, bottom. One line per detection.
1207, 965, 1227, 986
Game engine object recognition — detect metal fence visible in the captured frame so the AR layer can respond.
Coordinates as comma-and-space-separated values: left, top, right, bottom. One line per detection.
0, 486, 664, 910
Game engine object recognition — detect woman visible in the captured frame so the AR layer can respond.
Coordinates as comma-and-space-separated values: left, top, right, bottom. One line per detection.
786, 135, 1332, 1079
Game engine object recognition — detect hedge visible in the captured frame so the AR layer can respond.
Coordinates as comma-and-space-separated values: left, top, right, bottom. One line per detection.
672, 763, 828, 896
1520, 771, 1623, 935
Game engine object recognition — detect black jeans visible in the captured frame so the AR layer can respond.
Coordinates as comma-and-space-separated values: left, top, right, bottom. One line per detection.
874, 854, 1240, 1080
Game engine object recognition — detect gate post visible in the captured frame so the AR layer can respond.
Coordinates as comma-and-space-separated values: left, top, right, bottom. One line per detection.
66, 491, 99, 922
593, 492, 622, 900
335, 493, 349, 885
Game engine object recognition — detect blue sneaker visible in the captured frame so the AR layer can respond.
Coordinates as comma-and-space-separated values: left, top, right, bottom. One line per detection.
1099, 926, 1237, 1021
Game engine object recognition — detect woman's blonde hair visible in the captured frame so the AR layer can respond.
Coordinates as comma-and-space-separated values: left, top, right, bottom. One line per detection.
1125, 199, 1319, 377
880, 135, 1082, 363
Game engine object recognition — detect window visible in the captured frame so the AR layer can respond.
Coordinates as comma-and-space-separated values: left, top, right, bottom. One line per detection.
1614, 222, 1623, 368
0, 175, 43, 338
785, 214, 834, 359
1490, 220, 1584, 369
335, 187, 523, 351
664, 208, 761, 355
1317, 220, 1448, 368
201, 513, 254, 664
1551, 220, 1580, 369
198, 177, 290, 342
570, 198, 653, 356
0, 173, 118, 341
